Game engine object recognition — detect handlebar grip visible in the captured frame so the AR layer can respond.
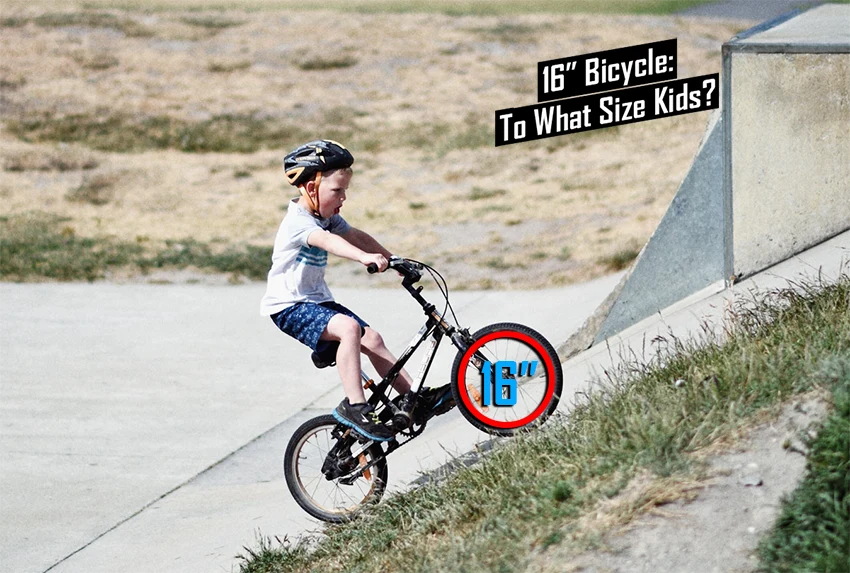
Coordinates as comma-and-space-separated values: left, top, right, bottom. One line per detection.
367, 263, 378, 274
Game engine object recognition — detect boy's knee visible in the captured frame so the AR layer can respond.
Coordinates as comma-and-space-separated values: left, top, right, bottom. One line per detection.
326, 315, 362, 342
361, 327, 385, 351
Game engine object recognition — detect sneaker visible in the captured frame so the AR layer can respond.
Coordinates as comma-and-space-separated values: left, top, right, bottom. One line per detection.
333, 399, 394, 442
396, 385, 455, 425
418, 384, 455, 416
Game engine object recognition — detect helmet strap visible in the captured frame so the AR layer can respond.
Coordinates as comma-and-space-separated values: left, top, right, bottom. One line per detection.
299, 171, 322, 217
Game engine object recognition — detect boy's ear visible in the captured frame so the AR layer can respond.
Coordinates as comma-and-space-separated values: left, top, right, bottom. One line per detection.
301, 180, 317, 197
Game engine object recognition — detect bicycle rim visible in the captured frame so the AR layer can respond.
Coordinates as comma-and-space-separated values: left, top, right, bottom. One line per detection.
286, 417, 386, 522
452, 323, 562, 435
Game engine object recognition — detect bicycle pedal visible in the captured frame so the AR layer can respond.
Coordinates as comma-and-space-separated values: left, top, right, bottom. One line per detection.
391, 411, 412, 430
467, 383, 489, 413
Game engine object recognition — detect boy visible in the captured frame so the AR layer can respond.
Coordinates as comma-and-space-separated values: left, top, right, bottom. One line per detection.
261, 140, 445, 441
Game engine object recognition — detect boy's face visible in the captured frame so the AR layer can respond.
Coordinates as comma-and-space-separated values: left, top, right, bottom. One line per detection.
312, 169, 352, 219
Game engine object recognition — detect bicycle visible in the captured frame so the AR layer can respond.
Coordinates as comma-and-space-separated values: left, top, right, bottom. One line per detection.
283, 257, 563, 522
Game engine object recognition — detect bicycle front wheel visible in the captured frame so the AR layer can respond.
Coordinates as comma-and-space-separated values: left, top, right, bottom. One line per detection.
284, 414, 388, 523
451, 322, 563, 436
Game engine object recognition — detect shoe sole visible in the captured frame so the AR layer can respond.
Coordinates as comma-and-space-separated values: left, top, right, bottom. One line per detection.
332, 410, 393, 442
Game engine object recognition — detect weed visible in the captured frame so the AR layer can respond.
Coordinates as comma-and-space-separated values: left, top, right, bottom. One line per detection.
7, 112, 311, 153
408, 202, 426, 210
468, 187, 507, 201
3, 146, 98, 172
295, 55, 358, 71
25, 12, 155, 37
438, 44, 462, 56
0, 212, 273, 281
0, 73, 27, 90
436, 115, 491, 155
599, 247, 639, 271
479, 256, 523, 270
470, 21, 542, 44
557, 247, 573, 261
207, 59, 252, 73
72, 51, 120, 70
141, 238, 271, 280
0, 212, 142, 281
0, 17, 29, 27
551, 480, 574, 502
180, 14, 245, 29
66, 171, 122, 205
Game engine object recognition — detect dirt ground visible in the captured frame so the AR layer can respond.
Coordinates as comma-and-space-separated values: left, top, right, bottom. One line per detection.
0, 3, 751, 289
527, 393, 830, 573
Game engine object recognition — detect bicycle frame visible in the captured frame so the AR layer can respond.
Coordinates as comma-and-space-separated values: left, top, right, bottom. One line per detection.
343, 273, 474, 462
363, 277, 460, 408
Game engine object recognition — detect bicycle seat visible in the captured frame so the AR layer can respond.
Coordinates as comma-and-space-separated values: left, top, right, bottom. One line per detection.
311, 341, 339, 369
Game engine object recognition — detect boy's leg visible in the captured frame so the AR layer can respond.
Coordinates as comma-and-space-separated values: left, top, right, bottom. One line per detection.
320, 314, 367, 403
361, 327, 414, 394
322, 315, 395, 441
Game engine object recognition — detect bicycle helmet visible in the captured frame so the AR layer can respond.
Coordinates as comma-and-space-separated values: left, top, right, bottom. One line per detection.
283, 139, 354, 187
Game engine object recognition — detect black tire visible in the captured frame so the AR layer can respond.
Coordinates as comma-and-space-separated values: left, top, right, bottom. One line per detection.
450, 322, 563, 437
284, 414, 388, 523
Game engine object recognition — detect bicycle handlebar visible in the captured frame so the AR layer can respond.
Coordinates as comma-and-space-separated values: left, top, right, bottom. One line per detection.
366, 257, 422, 283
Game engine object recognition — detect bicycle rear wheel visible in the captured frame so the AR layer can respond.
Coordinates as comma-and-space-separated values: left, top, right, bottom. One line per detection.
451, 322, 563, 436
284, 414, 388, 523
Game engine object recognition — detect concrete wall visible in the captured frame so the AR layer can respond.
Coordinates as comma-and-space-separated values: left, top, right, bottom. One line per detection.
586, 5, 850, 345
730, 51, 850, 277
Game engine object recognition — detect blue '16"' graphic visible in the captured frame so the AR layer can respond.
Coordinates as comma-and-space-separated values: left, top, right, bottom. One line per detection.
481, 360, 538, 406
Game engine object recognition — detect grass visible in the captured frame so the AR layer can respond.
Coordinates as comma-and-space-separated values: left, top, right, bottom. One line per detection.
238, 274, 850, 573
207, 59, 252, 73
469, 22, 543, 44
6, 112, 313, 154
1, 11, 155, 37
180, 14, 246, 29
5, 111, 493, 155
0, 212, 144, 282
757, 357, 850, 573
66, 0, 716, 16
468, 187, 507, 201
66, 172, 121, 206
0, 212, 272, 281
71, 51, 120, 70
2, 146, 99, 172
478, 256, 523, 270
598, 247, 640, 271
295, 55, 359, 71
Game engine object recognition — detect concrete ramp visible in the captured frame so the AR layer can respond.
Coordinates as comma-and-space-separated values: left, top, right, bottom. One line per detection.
595, 111, 726, 343
586, 4, 850, 346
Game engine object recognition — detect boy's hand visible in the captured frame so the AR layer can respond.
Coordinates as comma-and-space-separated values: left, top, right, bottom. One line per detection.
361, 253, 388, 272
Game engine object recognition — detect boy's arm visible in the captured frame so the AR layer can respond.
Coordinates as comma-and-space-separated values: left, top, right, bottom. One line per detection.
308, 229, 388, 270
340, 227, 393, 259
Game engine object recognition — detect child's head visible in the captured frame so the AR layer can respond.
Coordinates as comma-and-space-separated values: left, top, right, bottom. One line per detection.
284, 140, 354, 218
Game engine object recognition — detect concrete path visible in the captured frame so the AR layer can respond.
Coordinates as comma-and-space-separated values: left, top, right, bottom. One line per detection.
0, 272, 622, 573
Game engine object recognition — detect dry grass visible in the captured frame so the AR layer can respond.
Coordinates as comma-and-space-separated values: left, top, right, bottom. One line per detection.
0, 3, 753, 287
0, 0, 713, 15
2, 144, 99, 172
66, 170, 123, 205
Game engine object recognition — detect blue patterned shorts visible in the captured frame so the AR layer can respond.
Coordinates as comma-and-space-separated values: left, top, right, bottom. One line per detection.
270, 301, 369, 353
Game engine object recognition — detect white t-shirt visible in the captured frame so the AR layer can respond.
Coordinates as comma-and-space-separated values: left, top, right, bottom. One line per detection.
260, 198, 351, 315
